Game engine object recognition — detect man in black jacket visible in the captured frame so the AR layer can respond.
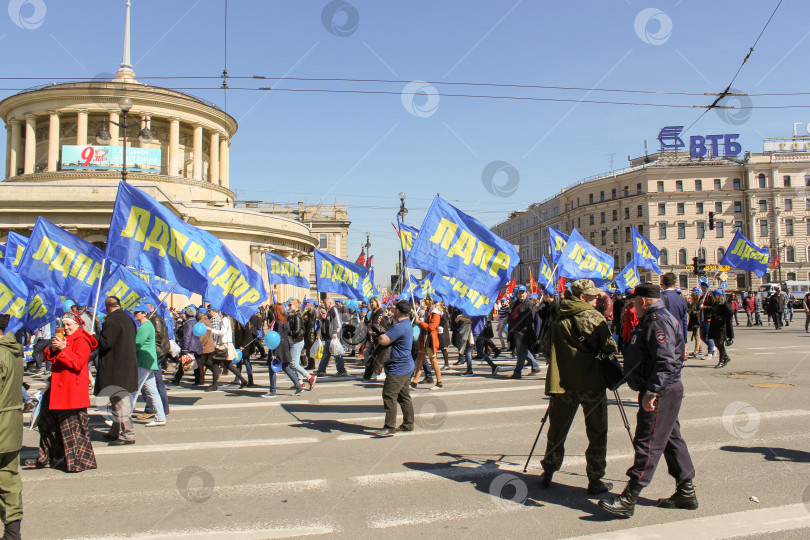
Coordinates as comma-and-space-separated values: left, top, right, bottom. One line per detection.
96, 296, 138, 445
508, 285, 541, 379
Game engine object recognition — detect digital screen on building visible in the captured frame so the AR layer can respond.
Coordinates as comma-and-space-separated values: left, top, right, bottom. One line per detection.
61, 145, 162, 173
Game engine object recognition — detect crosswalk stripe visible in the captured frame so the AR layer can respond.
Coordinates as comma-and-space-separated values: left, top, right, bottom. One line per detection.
64, 523, 338, 539
90, 436, 319, 456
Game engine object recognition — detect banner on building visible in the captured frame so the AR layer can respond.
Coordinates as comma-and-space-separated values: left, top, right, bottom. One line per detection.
61, 145, 161, 173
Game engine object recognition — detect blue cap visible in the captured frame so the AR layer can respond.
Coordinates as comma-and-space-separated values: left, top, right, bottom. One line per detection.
675, 288, 682, 294
712, 289, 723, 296
692, 287, 701, 293
624, 288, 634, 295
287, 297, 295, 303
528, 293, 539, 299
515, 285, 527, 292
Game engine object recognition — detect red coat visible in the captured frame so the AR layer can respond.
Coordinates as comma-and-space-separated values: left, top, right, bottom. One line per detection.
43, 328, 97, 410
418, 309, 442, 352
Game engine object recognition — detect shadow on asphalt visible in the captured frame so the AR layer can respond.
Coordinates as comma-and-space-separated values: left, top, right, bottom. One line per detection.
287, 418, 372, 435
720, 445, 810, 462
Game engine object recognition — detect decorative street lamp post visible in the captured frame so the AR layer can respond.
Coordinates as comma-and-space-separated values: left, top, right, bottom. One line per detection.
95, 97, 153, 183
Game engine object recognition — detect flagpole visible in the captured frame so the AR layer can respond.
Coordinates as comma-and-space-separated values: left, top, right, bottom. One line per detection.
149, 283, 176, 320
90, 258, 107, 332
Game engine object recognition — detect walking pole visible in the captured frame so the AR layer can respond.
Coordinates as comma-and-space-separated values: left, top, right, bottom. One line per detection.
613, 389, 635, 445
523, 405, 551, 473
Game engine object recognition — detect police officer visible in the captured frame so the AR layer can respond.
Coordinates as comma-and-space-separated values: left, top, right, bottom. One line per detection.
599, 283, 697, 518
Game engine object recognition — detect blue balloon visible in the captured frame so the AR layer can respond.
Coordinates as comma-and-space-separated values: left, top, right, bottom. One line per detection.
96, 313, 105, 323
192, 322, 207, 337
412, 326, 421, 340
264, 331, 281, 349
270, 358, 283, 372
236, 349, 243, 360
63, 299, 75, 312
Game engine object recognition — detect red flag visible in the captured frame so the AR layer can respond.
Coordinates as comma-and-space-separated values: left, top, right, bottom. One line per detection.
557, 276, 567, 292
529, 270, 538, 295
505, 278, 516, 296
771, 256, 779, 270
366, 255, 374, 269
355, 251, 366, 266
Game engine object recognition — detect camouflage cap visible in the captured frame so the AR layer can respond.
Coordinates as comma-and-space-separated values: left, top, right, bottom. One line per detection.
570, 279, 602, 297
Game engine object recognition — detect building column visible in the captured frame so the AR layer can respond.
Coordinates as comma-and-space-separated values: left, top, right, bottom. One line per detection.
47, 111, 60, 172
192, 124, 203, 180
76, 110, 88, 145
219, 137, 228, 188
169, 118, 180, 176
4, 125, 11, 179
8, 120, 21, 178
23, 115, 36, 174
748, 197, 757, 244
209, 131, 220, 184
108, 112, 120, 146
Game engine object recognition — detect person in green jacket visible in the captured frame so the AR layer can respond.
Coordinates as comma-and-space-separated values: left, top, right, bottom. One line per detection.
0, 314, 23, 540
132, 308, 166, 427
538, 279, 618, 496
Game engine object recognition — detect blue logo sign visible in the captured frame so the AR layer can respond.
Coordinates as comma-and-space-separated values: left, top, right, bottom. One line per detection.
657, 126, 742, 158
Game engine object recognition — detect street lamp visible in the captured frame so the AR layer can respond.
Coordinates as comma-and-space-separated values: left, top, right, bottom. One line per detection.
398, 192, 408, 221
95, 97, 153, 183
364, 232, 371, 259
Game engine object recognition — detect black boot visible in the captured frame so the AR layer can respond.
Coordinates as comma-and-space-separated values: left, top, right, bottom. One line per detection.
598, 480, 643, 518
539, 469, 553, 488
587, 479, 614, 495
656, 479, 698, 510
3, 519, 22, 540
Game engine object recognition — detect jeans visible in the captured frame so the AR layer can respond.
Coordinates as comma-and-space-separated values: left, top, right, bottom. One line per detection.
143, 355, 169, 414
513, 332, 539, 375
108, 394, 135, 442
268, 362, 302, 392
318, 347, 345, 373
496, 318, 508, 349
289, 340, 309, 379
130, 366, 166, 422
466, 334, 497, 373
21, 386, 31, 404
699, 321, 715, 353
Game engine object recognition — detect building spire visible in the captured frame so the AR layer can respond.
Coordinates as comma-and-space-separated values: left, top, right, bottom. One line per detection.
115, 0, 136, 81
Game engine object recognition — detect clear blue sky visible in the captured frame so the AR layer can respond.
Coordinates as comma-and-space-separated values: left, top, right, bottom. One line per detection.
2, 0, 807, 286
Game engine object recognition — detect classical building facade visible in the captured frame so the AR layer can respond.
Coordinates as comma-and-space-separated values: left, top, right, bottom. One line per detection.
0, 3, 349, 304
492, 141, 810, 292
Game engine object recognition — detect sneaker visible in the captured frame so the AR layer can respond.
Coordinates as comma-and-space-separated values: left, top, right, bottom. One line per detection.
136, 412, 155, 420
261, 392, 277, 398
491, 366, 500, 376
145, 421, 166, 427
22, 402, 35, 413
424, 377, 434, 384
308, 374, 317, 390
529, 369, 541, 375
104, 419, 113, 427
374, 427, 396, 437
314, 371, 326, 377
430, 383, 443, 391
461, 371, 474, 377
410, 381, 418, 389
335, 372, 350, 377
509, 373, 522, 380
492, 348, 501, 359
452, 360, 465, 366
375, 373, 386, 381
294, 388, 304, 396
107, 439, 135, 446
396, 425, 414, 432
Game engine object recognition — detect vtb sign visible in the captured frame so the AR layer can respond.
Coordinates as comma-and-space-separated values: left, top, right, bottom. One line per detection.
657, 126, 742, 158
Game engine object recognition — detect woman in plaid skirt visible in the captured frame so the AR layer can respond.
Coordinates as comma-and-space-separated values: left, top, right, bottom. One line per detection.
26, 312, 97, 472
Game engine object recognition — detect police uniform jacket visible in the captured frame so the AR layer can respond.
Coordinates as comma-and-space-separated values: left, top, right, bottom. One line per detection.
623, 302, 685, 394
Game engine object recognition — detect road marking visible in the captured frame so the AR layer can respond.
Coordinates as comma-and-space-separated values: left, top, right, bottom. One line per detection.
318, 384, 545, 404
565, 503, 810, 539
89, 436, 319, 456
64, 523, 337, 539
367, 503, 526, 528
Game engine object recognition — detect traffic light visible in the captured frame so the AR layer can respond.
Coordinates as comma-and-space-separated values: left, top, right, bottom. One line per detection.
691, 256, 706, 276
692, 256, 699, 276
708, 211, 715, 230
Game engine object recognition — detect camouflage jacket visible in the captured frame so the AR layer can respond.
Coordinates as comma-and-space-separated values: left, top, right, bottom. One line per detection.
541, 297, 618, 395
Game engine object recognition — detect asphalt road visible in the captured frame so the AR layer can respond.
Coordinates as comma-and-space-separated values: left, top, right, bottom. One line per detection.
18, 319, 810, 539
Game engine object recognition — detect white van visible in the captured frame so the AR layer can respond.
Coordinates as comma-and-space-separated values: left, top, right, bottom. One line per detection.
782, 281, 810, 307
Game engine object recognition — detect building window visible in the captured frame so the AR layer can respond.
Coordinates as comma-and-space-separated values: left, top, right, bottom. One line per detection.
659, 249, 669, 265
318, 234, 328, 248
623, 207, 629, 219
736, 273, 747, 289
695, 179, 702, 191
639, 224, 644, 235
637, 205, 643, 217
784, 175, 791, 187
658, 203, 666, 215
787, 272, 797, 281
612, 188, 617, 200
678, 222, 686, 239
624, 186, 630, 197
806, 174, 810, 187
637, 183, 642, 194
600, 191, 605, 201
735, 220, 743, 232
601, 230, 606, 245
678, 248, 687, 265
676, 180, 683, 192
734, 201, 742, 213
760, 219, 768, 237
625, 226, 631, 242
785, 198, 792, 211
696, 202, 704, 214
807, 198, 810, 210
786, 219, 794, 235
759, 200, 767, 212
714, 178, 721, 190
787, 246, 795, 262
715, 202, 722, 213
613, 228, 619, 243
716, 221, 724, 238
658, 223, 667, 239
677, 202, 684, 214
680, 274, 689, 288
626, 252, 632, 264
698, 247, 707, 261
657, 181, 664, 192
601, 212, 606, 224
733, 178, 741, 190
758, 173, 766, 188
589, 214, 595, 225
697, 222, 705, 239
589, 194, 594, 204
613, 209, 618, 221
716, 247, 725, 263
590, 232, 595, 244
577, 217, 581, 228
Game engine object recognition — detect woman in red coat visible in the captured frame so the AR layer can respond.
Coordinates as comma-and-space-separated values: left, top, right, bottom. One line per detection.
26, 312, 98, 472
411, 295, 444, 390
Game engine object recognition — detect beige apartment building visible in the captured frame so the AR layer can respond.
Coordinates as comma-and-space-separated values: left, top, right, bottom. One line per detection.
492, 139, 810, 292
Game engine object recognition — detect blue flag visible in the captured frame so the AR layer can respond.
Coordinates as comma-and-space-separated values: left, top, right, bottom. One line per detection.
105, 182, 266, 324
0, 243, 5, 263
632, 227, 661, 274
265, 252, 310, 289
18, 218, 105, 306
398, 223, 420, 261
314, 249, 374, 300
128, 268, 192, 298
21, 287, 62, 333
0, 264, 28, 334
721, 230, 770, 277
614, 260, 641, 292
364, 268, 378, 300
407, 196, 518, 315
4, 232, 29, 272
548, 227, 569, 264
557, 229, 613, 285
539, 256, 556, 294
94, 264, 161, 315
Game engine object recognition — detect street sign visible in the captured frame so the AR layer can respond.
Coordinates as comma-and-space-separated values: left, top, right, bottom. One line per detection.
721, 281, 728, 289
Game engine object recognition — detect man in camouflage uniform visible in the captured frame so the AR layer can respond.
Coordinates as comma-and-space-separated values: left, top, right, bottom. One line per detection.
538, 279, 618, 495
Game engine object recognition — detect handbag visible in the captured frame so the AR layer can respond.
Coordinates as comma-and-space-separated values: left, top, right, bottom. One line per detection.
213, 345, 228, 362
